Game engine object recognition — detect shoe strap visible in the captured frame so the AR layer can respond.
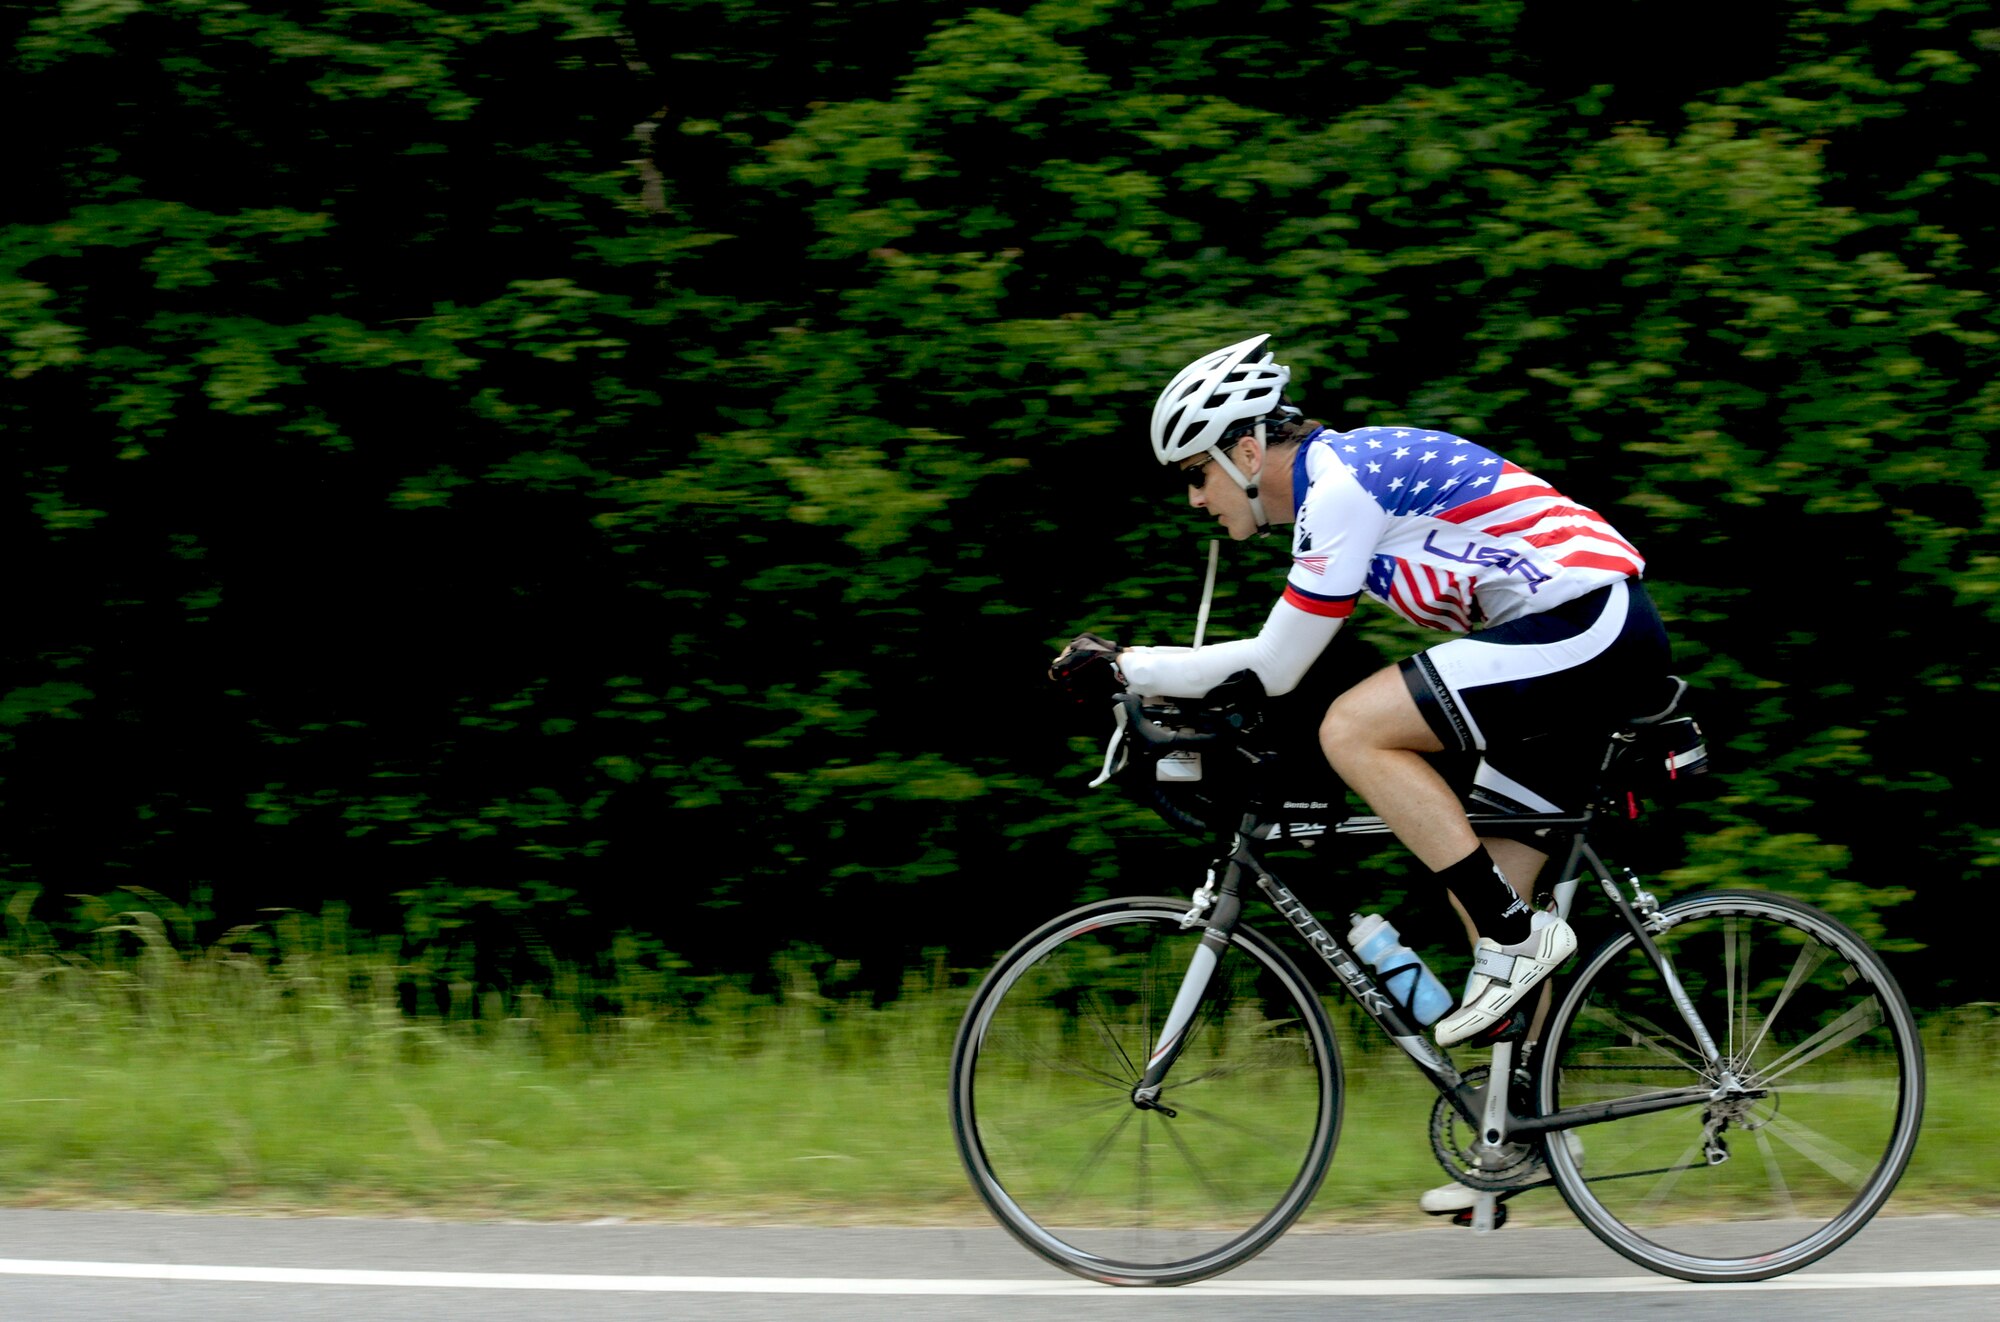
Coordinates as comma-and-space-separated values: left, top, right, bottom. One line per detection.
1472, 946, 1520, 983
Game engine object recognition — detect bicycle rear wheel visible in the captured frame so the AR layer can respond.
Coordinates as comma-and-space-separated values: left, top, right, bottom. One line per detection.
1539, 889, 1924, 1281
950, 897, 1340, 1286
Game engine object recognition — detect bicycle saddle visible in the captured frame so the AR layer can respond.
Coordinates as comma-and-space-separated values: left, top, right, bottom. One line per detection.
1628, 675, 1690, 726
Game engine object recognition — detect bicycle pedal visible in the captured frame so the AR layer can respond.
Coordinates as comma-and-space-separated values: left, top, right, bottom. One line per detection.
1457, 1011, 1529, 1049
1450, 1204, 1508, 1230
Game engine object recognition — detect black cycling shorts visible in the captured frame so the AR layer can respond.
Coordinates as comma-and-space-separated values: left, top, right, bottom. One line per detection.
1398, 578, 1672, 814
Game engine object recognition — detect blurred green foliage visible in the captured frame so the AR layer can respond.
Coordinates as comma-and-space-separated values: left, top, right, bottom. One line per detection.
1, 0, 1994, 1004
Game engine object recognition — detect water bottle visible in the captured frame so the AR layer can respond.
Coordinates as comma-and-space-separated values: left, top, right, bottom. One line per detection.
1348, 913, 1452, 1027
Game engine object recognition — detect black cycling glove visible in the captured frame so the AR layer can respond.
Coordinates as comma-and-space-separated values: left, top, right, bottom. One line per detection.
1048, 632, 1125, 705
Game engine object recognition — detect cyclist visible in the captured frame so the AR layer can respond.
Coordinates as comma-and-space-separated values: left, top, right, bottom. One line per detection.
1050, 333, 1672, 1058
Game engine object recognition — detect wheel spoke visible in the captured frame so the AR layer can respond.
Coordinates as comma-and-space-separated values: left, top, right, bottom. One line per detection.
1154, 1112, 1231, 1203
1164, 1024, 1310, 1089
1723, 915, 1742, 1062
1136, 1111, 1152, 1230
1746, 997, 1885, 1089
1752, 1125, 1799, 1220
1758, 1078, 1896, 1098
1632, 1133, 1711, 1217
1741, 938, 1833, 1065
983, 1027, 1134, 1091
1759, 1110, 1873, 1188
1165, 1096, 1310, 1159
1078, 985, 1142, 1081
1058, 1105, 1138, 1205
1578, 1003, 1707, 1073
981, 1091, 1131, 1142
1140, 949, 1159, 1065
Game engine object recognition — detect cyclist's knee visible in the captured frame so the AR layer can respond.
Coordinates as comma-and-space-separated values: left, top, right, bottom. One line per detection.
1319, 703, 1352, 754
1321, 668, 1424, 764
1319, 692, 1381, 771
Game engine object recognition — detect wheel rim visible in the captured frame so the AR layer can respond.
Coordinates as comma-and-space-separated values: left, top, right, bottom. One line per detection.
954, 904, 1337, 1282
1543, 892, 1923, 1279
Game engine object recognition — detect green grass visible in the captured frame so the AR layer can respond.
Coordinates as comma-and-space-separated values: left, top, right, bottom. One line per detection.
1, 911, 1995, 1225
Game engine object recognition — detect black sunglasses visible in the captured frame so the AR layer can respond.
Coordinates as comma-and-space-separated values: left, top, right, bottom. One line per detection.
1179, 453, 1218, 490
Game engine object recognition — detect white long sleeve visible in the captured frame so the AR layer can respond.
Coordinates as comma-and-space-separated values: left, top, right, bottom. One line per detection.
1117, 598, 1345, 699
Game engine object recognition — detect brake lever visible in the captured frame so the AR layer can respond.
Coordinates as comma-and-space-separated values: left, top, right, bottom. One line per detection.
1086, 701, 1131, 789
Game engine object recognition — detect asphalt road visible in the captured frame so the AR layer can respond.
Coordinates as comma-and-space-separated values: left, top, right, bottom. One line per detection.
0, 1209, 1993, 1321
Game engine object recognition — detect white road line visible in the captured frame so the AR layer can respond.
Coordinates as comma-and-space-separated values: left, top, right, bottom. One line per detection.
0, 1261, 1994, 1295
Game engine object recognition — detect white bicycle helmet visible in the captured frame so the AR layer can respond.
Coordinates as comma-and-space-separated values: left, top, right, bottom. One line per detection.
1150, 334, 1294, 531
1149, 334, 1292, 464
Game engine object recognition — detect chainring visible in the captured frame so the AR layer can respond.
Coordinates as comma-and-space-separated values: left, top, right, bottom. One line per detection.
1429, 1065, 1549, 1192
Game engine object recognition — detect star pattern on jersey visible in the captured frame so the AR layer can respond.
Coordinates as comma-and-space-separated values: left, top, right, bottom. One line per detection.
1338, 428, 1507, 516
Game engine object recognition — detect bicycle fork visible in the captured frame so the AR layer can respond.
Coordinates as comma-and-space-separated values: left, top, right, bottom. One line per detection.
1131, 863, 1243, 1110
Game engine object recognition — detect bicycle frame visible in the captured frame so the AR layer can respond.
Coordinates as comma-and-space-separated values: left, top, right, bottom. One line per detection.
957, 685, 1914, 1283
1137, 798, 1726, 1145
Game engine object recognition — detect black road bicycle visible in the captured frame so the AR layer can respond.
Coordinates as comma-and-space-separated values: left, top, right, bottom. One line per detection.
948, 680, 1924, 1287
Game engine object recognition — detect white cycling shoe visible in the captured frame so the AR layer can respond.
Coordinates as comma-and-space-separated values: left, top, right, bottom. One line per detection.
1420, 1181, 1500, 1215
1434, 914, 1577, 1048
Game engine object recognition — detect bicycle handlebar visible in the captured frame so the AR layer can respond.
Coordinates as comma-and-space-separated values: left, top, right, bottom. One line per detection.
1116, 692, 1228, 750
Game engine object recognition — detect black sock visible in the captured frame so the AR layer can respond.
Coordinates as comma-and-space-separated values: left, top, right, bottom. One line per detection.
1434, 845, 1533, 946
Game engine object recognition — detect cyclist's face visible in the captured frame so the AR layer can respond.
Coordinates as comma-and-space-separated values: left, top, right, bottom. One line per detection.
1181, 439, 1261, 539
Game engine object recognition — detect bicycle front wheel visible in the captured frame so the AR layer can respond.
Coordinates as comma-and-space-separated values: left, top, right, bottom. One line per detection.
950, 897, 1340, 1286
1539, 889, 1924, 1281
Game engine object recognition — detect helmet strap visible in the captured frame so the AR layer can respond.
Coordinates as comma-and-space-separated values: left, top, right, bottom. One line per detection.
1208, 423, 1272, 535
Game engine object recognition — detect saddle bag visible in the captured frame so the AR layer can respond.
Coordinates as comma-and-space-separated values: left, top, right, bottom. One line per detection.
1651, 716, 1710, 783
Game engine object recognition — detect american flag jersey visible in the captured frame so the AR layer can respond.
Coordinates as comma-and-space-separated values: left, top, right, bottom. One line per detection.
1281, 426, 1645, 632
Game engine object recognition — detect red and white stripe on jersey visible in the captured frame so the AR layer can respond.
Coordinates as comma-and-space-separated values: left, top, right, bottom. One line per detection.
1282, 582, 1358, 618
1437, 462, 1645, 578
1384, 561, 1476, 633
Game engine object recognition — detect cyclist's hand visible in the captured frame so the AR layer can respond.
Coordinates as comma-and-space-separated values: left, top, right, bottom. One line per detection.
1048, 631, 1125, 705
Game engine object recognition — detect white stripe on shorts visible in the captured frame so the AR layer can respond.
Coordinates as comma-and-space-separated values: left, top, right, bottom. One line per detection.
1421, 579, 1633, 750
1472, 760, 1567, 815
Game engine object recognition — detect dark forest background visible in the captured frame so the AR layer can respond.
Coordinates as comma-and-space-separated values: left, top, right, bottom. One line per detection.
3, 0, 1995, 1008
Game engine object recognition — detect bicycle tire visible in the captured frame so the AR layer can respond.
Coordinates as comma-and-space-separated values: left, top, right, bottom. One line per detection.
1538, 889, 1924, 1282
950, 896, 1341, 1286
